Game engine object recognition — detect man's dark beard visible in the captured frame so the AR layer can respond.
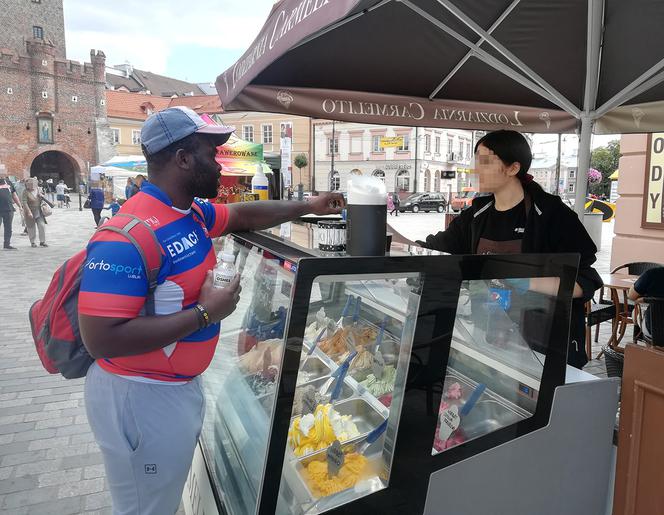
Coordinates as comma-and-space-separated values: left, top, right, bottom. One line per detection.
187, 155, 220, 199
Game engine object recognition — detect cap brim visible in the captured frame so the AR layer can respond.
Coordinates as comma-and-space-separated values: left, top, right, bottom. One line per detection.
197, 124, 234, 146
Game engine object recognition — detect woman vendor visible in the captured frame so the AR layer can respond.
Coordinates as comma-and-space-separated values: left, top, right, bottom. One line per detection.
418, 130, 602, 368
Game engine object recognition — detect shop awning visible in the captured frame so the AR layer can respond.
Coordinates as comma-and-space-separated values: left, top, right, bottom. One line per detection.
216, 0, 664, 214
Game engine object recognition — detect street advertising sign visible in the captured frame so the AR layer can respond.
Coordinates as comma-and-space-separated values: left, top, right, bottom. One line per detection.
642, 133, 664, 229
280, 122, 293, 188
380, 136, 404, 148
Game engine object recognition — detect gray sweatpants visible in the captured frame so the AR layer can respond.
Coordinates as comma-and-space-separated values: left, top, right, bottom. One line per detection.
84, 362, 205, 515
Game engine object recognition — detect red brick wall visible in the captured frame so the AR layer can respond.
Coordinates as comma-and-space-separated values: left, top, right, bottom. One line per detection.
0, 41, 107, 184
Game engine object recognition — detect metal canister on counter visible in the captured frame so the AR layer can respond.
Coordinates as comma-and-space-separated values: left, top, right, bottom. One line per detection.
317, 220, 347, 252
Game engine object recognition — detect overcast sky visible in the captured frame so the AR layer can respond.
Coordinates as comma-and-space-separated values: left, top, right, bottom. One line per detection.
63, 0, 274, 83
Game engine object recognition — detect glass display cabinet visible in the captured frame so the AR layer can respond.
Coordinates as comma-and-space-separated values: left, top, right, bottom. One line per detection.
197, 230, 578, 515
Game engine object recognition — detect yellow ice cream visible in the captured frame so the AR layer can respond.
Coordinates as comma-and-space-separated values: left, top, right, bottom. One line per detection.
304, 453, 368, 498
288, 404, 360, 457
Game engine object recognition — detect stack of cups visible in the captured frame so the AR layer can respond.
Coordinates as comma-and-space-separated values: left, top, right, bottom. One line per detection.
346, 175, 387, 256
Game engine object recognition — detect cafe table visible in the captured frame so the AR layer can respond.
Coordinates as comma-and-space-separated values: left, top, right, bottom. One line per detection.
600, 273, 641, 353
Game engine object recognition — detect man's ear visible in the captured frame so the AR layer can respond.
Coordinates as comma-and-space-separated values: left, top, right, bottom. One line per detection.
174, 148, 193, 170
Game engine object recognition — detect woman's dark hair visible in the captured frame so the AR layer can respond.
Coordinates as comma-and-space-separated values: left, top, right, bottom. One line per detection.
474, 130, 533, 179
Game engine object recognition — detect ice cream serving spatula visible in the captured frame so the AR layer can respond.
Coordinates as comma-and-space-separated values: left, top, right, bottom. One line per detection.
319, 351, 356, 397
438, 383, 486, 443
352, 296, 362, 325
336, 295, 355, 329
301, 328, 326, 370
356, 419, 388, 456
373, 317, 388, 353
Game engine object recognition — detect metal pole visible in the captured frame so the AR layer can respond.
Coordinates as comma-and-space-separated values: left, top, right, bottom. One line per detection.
330, 120, 335, 190
414, 126, 419, 193
554, 133, 562, 196
310, 118, 315, 193
574, 116, 594, 218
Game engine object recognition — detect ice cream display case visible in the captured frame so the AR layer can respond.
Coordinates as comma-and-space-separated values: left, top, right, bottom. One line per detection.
195, 230, 579, 515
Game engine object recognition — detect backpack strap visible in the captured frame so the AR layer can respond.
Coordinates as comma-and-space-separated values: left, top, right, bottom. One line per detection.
95, 215, 163, 296
190, 201, 205, 225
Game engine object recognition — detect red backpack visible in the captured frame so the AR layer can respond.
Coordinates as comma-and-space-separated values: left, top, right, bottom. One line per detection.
28, 214, 163, 379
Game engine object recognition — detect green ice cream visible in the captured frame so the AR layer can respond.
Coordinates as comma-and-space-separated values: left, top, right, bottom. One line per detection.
359, 365, 396, 397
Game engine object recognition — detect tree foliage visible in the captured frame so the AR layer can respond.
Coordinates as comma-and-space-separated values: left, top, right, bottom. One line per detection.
589, 140, 620, 196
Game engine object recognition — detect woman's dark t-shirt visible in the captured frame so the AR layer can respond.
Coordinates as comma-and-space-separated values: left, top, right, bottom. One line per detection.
476, 200, 527, 255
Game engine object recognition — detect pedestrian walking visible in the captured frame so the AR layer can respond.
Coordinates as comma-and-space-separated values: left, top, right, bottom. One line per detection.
79, 106, 344, 515
46, 177, 55, 202
88, 183, 105, 227
125, 177, 134, 200
0, 172, 23, 250
55, 180, 67, 208
387, 193, 395, 215
391, 193, 400, 216
22, 178, 51, 247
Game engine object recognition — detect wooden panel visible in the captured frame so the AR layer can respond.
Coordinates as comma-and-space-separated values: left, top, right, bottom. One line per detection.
614, 344, 664, 515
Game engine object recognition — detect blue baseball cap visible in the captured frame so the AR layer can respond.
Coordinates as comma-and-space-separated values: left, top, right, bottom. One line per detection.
141, 106, 235, 156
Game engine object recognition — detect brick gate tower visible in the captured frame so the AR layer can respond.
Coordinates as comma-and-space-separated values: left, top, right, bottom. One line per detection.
0, 0, 114, 185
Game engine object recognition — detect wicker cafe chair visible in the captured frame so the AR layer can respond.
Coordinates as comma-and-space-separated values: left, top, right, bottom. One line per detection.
638, 297, 664, 347
585, 300, 616, 359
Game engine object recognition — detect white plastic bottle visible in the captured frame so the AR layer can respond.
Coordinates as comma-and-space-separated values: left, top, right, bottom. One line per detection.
251, 165, 269, 201
213, 252, 236, 288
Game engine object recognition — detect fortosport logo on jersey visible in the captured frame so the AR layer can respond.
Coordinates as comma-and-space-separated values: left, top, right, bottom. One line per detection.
85, 258, 143, 279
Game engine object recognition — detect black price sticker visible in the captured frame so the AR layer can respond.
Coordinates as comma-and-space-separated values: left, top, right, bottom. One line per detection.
373, 350, 385, 379
302, 387, 317, 415
327, 440, 344, 476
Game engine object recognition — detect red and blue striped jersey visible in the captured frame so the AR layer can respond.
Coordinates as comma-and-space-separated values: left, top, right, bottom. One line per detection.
78, 183, 230, 382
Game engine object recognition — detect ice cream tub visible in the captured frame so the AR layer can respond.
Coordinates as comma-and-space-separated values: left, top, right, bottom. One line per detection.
296, 357, 332, 386
288, 399, 386, 458
291, 378, 356, 417
294, 451, 385, 501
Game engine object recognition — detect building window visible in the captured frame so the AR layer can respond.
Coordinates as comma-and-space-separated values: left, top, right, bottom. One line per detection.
262, 124, 273, 144
458, 139, 464, 156
131, 130, 141, 145
37, 117, 53, 144
372, 135, 382, 152
568, 182, 575, 193
466, 142, 472, 160
434, 170, 441, 192
423, 169, 431, 192
396, 170, 410, 192
111, 128, 120, 145
447, 136, 454, 154
397, 134, 410, 151
328, 137, 339, 155
350, 169, 363, 176
435, 136, 441, 154
243, 125, 254, 142
33, 26, 43, 39
425, 135, 431, 153
372, 169, 385, 182
568, 168, 577, 179
330, 170, 340, 191
350, 136, 362, 153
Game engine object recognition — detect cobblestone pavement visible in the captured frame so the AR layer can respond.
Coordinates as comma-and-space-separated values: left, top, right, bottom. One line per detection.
0, 198, 614, 513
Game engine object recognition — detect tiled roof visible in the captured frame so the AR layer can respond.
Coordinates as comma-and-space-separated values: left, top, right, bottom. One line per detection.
106, 67, 205, 97
106, 90, 171, 120
168, 95, 222, 114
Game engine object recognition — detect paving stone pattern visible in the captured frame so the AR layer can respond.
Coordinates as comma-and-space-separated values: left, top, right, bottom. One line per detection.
0, 198, 615, 513
0, 200, 185, 514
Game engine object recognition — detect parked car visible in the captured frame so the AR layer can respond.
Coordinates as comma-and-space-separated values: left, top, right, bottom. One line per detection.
399, 193, 448, 213
450, 187, 478, 212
